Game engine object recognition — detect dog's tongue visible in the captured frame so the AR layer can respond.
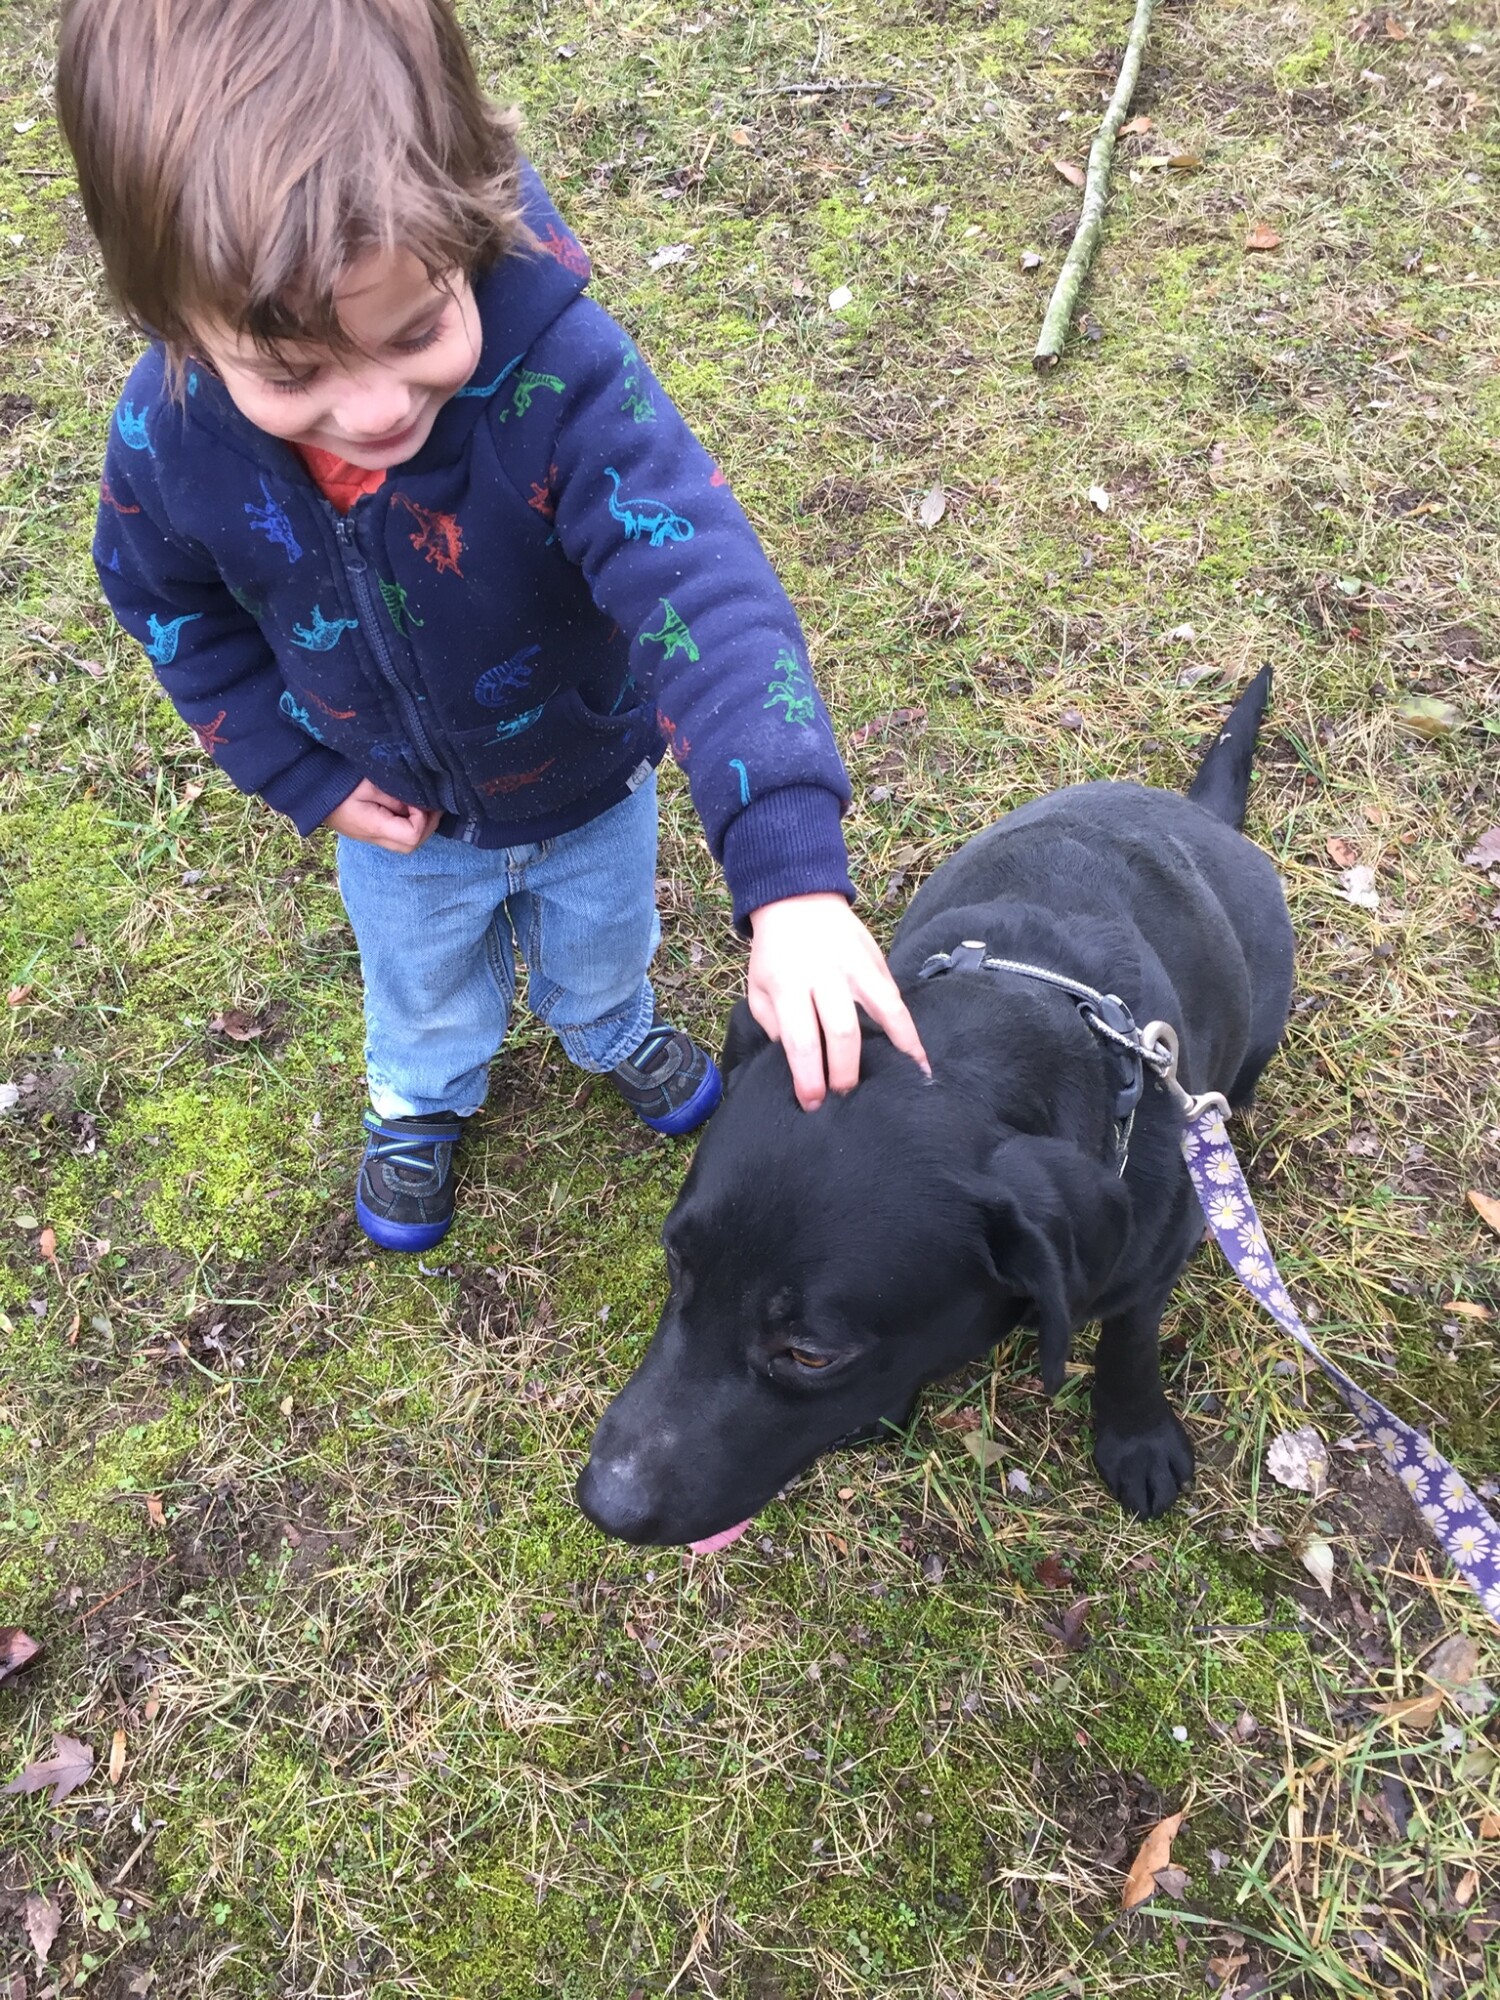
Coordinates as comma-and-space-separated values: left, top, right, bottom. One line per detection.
688, 1519, 750, 1555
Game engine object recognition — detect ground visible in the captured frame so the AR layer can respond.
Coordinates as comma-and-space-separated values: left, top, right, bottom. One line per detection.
1, 0, 1497, 1994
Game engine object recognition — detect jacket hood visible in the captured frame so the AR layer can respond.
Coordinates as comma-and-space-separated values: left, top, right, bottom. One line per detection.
181, 160, 592, 472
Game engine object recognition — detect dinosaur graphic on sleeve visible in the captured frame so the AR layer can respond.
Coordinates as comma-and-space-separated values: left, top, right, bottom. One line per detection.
619, 340, 656, 424
605, 469, 695, 548
539, 226, 591, 278
291, 605, 359, 651
116, 402, 153, 455
145, 612, 200, 666
191, 710, 228, 755
729, 757, 751, 805
245, 477, 304, 563
504, 370, 566, 421
764, 647, 816, 726
453, 353, 522, 400
278, 689, 325, 741
640, 600, 700, 664
100, 477, 141, 515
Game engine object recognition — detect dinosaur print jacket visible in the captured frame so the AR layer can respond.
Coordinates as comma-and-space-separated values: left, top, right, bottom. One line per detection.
93, 166, 853, 929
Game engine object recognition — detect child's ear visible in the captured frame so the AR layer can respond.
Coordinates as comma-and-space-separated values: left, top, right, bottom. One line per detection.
721, 998, 772, 1082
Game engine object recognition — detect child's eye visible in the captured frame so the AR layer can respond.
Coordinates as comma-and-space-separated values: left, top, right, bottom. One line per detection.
268, 371, 317, 396
393, 319, 444, 355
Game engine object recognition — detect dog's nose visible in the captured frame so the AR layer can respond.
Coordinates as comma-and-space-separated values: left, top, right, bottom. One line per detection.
575, 1456, 661, 1544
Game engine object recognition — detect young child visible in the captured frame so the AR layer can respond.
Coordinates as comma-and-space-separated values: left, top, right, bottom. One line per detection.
57, 0, 926, 1253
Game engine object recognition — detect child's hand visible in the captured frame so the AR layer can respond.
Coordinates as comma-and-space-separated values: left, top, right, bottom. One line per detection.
324, 778, 440, 853
746, 893, 930, 1110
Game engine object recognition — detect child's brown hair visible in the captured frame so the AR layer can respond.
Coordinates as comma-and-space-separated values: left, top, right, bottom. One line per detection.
57, 0, 528, 381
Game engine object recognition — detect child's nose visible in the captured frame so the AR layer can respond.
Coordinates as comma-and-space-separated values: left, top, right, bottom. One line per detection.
333, 370, 416, 443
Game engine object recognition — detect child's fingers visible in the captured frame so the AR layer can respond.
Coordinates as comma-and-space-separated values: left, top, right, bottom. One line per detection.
768, 986, 828, 1111
853, 963, 930, 1078
813, 980, 862, 1095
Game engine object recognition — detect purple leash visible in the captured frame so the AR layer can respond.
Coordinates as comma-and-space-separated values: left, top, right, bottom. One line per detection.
1142, 1021, 1500, 1631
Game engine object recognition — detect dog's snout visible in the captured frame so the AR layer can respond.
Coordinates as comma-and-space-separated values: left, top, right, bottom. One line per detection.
575, 1454, 661, 1544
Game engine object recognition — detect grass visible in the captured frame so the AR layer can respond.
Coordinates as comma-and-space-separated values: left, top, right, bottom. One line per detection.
2, 0, 1499, 1992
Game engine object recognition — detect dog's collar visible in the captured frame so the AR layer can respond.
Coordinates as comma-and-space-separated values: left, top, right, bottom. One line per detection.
916, 941, 1169, 1171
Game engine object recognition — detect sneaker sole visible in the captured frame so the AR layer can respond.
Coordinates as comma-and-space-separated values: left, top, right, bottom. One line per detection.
640, 1058, 723, 1137
355, 1196, 453, 1254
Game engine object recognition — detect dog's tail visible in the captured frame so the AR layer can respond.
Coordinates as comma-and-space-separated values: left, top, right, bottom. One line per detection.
1185, 665, 1272, 828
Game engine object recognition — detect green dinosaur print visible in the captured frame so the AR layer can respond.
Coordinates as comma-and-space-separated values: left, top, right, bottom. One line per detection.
640, 599, 700, 664
379, 576, 422, 636
619, 338, 656, 424
764, 647, 815, 726
509, 370, 566, 419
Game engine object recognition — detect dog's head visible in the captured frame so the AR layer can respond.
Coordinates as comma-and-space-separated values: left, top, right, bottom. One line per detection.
576, 1002, 1132, 1546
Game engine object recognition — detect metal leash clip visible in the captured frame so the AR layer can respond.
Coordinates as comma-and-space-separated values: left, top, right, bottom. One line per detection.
1138, 1019, 1232, 1125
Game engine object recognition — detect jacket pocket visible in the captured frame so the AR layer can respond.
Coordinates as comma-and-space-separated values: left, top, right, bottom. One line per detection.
445, 683, 654, 816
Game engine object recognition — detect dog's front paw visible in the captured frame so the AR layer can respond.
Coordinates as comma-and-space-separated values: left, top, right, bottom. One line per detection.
1093, 1411, 1194, 1520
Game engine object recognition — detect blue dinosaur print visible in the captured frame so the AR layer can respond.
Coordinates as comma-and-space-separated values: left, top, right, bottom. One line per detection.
104, 546, 121, 574
245, 477, 303, 563
453, 353, 523, 399
764, 647, 815, 726
145, 611, 200, 666
492, 704, 545, 741
619, 339, 656, 424
187, 371, 199, 396
292, 604, 358, 651
474, 645, 542, 707
604, 468, 695, 548
278, 689, 325, 741
609, 674, 637, 715
116, 402, 153, 455
729, 758, 751, 806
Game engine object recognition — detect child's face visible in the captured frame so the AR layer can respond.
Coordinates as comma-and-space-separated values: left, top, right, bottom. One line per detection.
195, 248, 483, 469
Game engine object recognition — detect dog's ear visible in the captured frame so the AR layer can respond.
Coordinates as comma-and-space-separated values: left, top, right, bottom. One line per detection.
979, 1137, 1131, 1396
721, 997, 772, 1082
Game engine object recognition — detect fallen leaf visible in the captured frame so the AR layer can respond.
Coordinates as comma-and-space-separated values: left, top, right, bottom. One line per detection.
1087, 484, 1111, 513
962, 1431, 1006, 1468
1120, 113, 1153, 135
1461, 828, 1500, 869
1019, 250, 1043, 272
1443, 1300, 1492, 1321
646, 243, 691, 271
919, 482, 947, 529
207, 1008, 263, 1041
108, 1729, 126, 1785
1006, 1466, 1033, 1495
1480, 1811, 1500, 1839
1245, 223, 1282, 252
1300, 1538, 1335, 1595
8, 985, 33, 1006
1423, 1633, 1480, 1692
1454, 1866, 1479, 1907
1373, 1689, 1443, 1728
145, 1495, 165, 1529
729, 127, 752, 146
1153, 1863, 1190, 1899
1035, 1556, 1076, 1590
847, 705, 926, 749
23, 1892, 59, 1965
0, 1629, 42, 1685
1208, 1954, 1249, 1983
1337, 865, 1380, 911
827, 284, 854, 310
0, 1083, 20, 1115
1394, 693, 1461, 738
1326, 836, 1360, 867
1123, 1811, 1184, 1909
37, 1226, 57, 1268
1385, 14, 1411, 37
1053, 159, 1086, 188
1041, 1597, 1091, 1653
1267, 1424, 1330, 1495
1469, 1191, 1500, 1238
1166, 152, 1204, 170
2, 1734, 95, 1807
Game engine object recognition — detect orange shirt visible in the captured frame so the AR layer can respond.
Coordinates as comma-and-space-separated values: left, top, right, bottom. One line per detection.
295, 442, 388, 515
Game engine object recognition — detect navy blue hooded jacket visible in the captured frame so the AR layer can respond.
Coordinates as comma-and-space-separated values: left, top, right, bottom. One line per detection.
93, 167, 853, 928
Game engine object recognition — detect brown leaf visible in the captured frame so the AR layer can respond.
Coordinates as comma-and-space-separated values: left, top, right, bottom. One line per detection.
1153, 1863, 1190, 1899
37, 1226, 57, 1268
1053, 159, 1086, 189
1454, 1866, 1479, 1907
1207, 1954, 1249, 1984
1372, 1689, 1443, 1728
1443, 1300, 1492, 1321
2, 1733, 95, 1806
208, 1008, 263, 1042
962, 1431, 1006, 1468
1035, 1555, 1076, 1591
108, 1729, 126, 1785
1461, 828, 1500, 869
1394, 693, 1462, 738
1166, 152, 1204, 171
7, 985, 32, 1006
0, 1629, 42, 1685
23, 1891, 59, 1965
1325, 836, 1360, 867
1120, 113, 1153, 135
1480, 1811, 1500, 1839
1245, 223, 1282, 252
1469, 1190, 1500, 1238
847, 705, 926, 749
1423, 1633, 1480, 1691
1123, 1811, 1184, 1909
145, 1494, 166, 1528
1042, 1597, 1092, 1653
1385, 14, 1411, 37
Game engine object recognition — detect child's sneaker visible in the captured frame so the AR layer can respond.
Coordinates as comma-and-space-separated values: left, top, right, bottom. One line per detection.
610, 1017, 722, 1136
355, 1110, 462, 1252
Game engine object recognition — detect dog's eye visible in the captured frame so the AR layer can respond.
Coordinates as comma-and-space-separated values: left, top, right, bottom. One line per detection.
786, 1347, 832, 1369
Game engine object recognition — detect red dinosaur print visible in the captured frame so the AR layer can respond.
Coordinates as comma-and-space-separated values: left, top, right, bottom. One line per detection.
100, 476, 141, 514
656, 709, 692, 764
539, 226, 590, 278
527, 463, 560, 521
393, 494, 464, 577
191, 710, 228, 754
709, 465, 727, 487
300, 688, 359, 720
479, 758, 556, 797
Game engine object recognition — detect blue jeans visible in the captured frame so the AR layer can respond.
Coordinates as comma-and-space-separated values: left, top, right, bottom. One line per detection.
337, 775, 661, 1119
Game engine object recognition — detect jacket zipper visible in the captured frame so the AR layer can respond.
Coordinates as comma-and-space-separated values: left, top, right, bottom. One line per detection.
330, 507, 465, 817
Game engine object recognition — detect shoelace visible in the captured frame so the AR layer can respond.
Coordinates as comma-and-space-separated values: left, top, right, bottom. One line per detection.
622, 1024, 680, 1077
363, 1126, 451, 1186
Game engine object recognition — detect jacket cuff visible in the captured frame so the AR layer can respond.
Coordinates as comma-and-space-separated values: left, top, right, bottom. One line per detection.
719, 784, 854, 934
259, 752, 365, 837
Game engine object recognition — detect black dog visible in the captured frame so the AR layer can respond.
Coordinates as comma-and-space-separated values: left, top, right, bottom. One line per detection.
578, 669, 1293, 1546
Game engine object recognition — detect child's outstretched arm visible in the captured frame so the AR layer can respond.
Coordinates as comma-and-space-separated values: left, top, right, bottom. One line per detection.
498, 299, 925, 1106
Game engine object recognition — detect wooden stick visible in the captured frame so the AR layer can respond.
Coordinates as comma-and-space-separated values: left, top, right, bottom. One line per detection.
1033, 0, 1157, 371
